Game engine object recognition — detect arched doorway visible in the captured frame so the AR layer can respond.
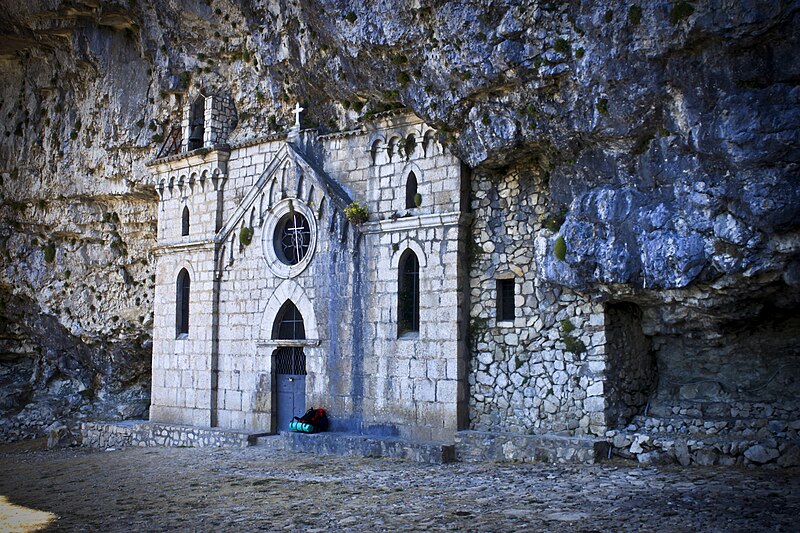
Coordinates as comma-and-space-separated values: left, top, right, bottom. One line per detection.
272, 300, 307, 431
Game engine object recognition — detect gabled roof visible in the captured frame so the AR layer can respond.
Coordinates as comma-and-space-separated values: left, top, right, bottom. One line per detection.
215, 141, 353, 245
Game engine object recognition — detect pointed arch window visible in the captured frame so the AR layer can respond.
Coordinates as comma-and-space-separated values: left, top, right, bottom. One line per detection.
176, 268, 190, 337
422, 130, 436, 156
398, 250, 420, 336
181, 206, 190, 236
273, 300, 306, 340
405, 171, 418, 209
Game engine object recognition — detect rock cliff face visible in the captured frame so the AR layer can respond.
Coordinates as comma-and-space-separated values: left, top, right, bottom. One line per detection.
1, 0, 798, 440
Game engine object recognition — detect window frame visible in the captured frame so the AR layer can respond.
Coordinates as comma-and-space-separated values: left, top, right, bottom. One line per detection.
496, 277, 515, 323
272, 300, 306, 340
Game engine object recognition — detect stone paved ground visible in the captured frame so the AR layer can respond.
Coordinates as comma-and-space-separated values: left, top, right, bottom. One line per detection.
0, 440, 798, 532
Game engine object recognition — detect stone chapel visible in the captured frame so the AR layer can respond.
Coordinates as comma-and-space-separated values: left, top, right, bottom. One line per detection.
142, 90, 656, 460
147, 92, 471, 442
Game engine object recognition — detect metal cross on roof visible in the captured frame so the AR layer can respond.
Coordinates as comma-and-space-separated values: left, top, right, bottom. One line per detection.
293, 103, 304, 127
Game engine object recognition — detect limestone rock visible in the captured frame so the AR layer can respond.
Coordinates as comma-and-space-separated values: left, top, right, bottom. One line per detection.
0, 0, 798, 444
46, 422, 73, 449
744, 444, 780, 464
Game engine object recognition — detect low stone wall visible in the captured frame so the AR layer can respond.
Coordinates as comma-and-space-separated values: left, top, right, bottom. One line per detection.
455, 430, 608, 464
609, 414, 800, 466
81, 421, 262, 448
647, 400, 799, 421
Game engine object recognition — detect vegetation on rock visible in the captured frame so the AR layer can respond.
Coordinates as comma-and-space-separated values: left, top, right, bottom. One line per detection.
554, 235, 567, 261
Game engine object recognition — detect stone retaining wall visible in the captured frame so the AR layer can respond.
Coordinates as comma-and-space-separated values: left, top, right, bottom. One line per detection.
282, 431, 456, 464
609, 414, 800, 466
81, 421, 258, 448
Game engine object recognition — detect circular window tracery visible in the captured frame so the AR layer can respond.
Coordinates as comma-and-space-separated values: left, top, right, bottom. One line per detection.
276, 212, 311, 265
262, 199, 317, 278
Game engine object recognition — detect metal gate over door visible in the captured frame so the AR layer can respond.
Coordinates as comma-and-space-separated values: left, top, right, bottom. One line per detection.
275, 346, 306, 431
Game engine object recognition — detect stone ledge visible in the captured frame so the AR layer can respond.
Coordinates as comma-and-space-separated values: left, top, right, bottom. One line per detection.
81, 421, 268, 449
455, 430, 608, 464
273, 431, 456, 464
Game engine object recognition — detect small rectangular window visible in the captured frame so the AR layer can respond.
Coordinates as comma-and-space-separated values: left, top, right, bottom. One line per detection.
497, 278, 515, 322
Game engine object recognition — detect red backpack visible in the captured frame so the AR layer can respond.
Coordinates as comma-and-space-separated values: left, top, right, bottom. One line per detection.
292, 408, 329, 432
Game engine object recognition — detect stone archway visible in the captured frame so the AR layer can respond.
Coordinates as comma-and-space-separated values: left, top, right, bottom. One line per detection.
258, 279, 319, 342
256, 279, 321, 433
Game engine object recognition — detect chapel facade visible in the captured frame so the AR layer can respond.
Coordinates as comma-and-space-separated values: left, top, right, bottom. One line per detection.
145, 91, 649, 446
147, 93, 474, 441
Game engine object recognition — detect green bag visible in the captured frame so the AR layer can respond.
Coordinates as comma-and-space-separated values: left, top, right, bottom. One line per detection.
289, 420, 315, 433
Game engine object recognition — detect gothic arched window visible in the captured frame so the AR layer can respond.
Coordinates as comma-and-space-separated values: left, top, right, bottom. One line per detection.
398, 250, 420, 336
273, 300, 306, 340
422, 130, 436, 156
405, 171, 418, 209
176, 268, 190, 337
182, 206, 190, 236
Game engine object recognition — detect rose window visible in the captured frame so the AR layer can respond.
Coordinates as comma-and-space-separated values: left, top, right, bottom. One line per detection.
275, 212, 311, 265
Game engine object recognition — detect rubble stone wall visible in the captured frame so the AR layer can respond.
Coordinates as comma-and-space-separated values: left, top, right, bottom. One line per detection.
468, 166, 608, 437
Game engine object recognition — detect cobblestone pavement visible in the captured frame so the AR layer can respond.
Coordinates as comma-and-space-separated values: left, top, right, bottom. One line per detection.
0, 440, 798, 532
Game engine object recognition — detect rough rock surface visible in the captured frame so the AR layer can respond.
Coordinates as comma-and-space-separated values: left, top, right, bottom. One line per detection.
0, 1, 798, 437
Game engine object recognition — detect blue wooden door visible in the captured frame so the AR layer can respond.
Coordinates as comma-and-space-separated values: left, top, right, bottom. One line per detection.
275, 347, 306, 432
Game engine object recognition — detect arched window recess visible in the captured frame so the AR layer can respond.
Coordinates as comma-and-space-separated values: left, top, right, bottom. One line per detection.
272, 300, 306, 341
405, 171, 419, 209
181, 205, 190, 236
397, 250, 420, 337
176, 268, 190, 338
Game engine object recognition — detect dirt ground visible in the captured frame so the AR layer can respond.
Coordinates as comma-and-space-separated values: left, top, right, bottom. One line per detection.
0, 439, 798, 532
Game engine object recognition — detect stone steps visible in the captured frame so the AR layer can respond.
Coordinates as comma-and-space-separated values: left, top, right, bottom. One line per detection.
645, 401, 800, 423
257, 431, 456, 464
254, 434, 286, 451
455, 430, 608, 464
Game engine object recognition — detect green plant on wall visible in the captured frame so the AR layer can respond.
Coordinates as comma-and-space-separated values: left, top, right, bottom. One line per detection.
560, 318, 586, 355
344, 201, 369, 224
596, 98, 609, 116
554, 235, 567, 261
413, 193, 422, 207
239, 226, 253, 246
669, 1, 694, 24
540, 205, 567, 232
